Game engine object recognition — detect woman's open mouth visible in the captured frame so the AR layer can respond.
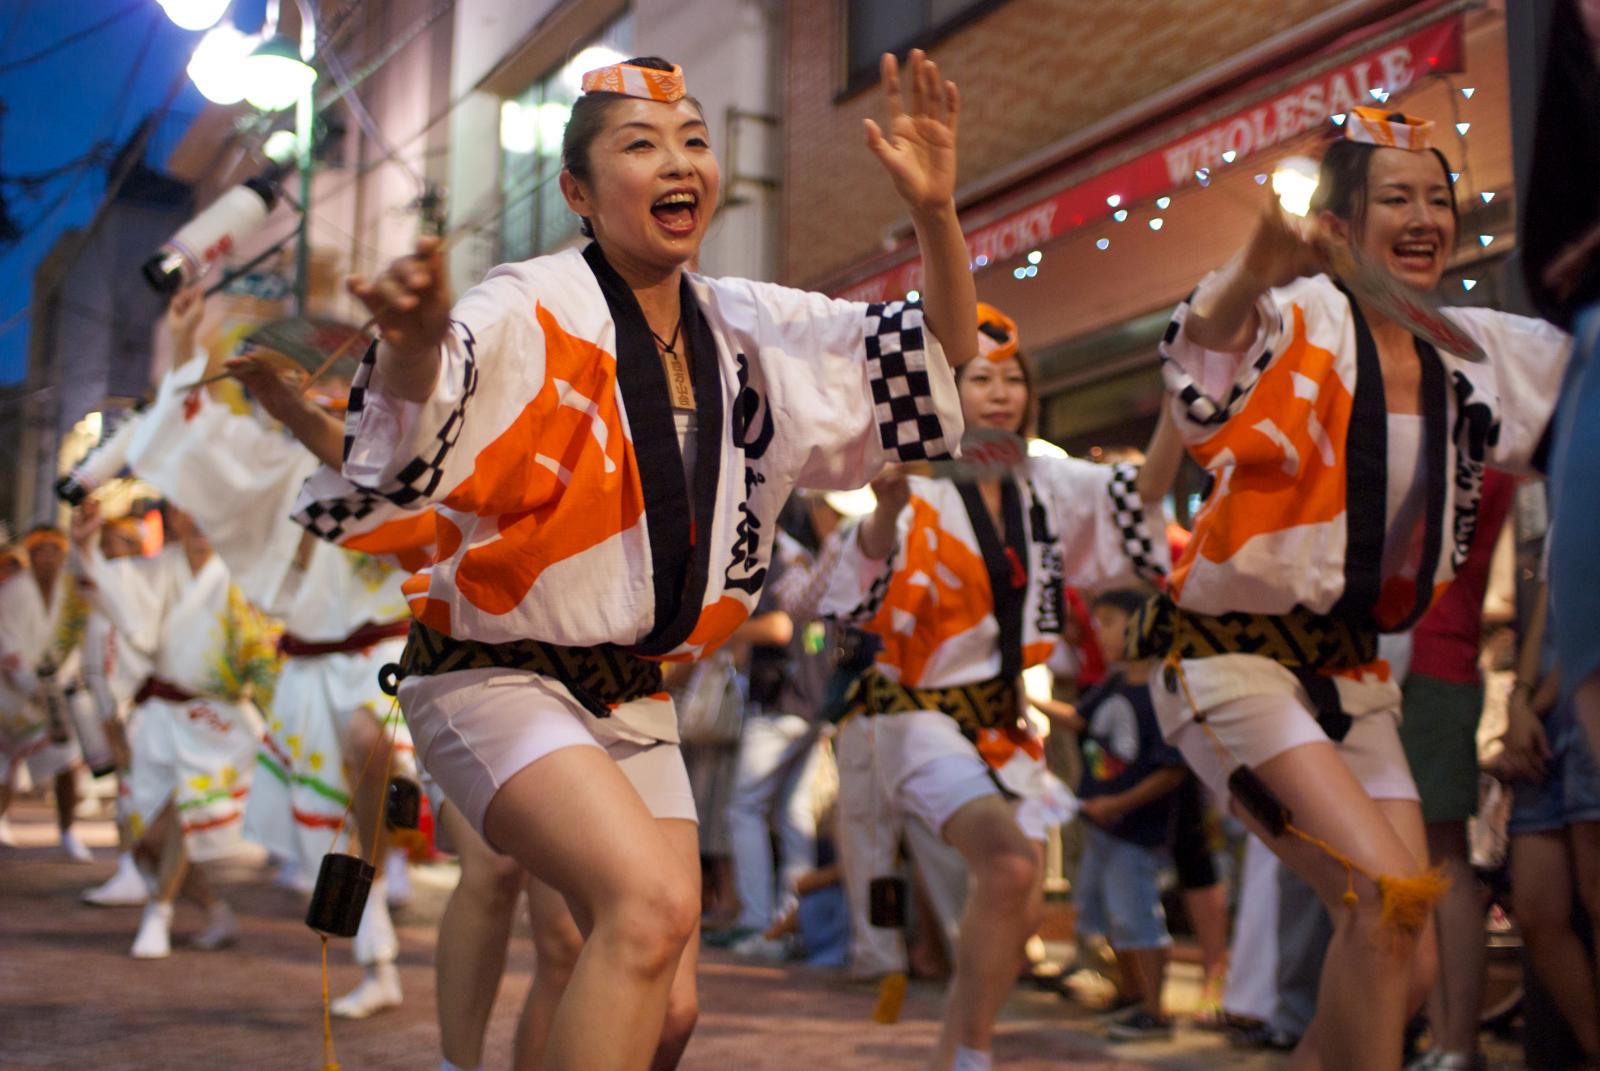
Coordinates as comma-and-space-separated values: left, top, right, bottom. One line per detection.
651, 190, 699, 235
1391, 238, 1439, 275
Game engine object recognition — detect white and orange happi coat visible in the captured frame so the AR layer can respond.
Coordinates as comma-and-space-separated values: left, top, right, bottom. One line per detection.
293, 242, 965, 743
1157, 272, 1569, 716
821, 458, 1169, 782
0, 568, 88, 781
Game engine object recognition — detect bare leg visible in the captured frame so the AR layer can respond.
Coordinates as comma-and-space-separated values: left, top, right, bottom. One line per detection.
1513, 829, 1600, 1055
481, 746, 698, 1071
1123, 946, 1170, 1017
333, 706, 404, 1017
53, 768, 78, 833
514, 819, 700, 1071
1422, 820, 1486, 1057
1182, 882, 1231, 1003
514, 876, 584, 1071
931, 794, 1044, 1071
436, 803, 524, 1071
1224, 742, 1436, 1071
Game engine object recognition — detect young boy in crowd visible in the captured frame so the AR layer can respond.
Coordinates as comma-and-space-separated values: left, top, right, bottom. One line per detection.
1069, 588, 1188, 1041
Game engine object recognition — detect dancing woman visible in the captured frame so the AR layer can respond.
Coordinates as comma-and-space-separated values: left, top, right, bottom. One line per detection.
294, 51, 976, 1071
1147, 108, 1570, 1071
823, 303, 1178, 1070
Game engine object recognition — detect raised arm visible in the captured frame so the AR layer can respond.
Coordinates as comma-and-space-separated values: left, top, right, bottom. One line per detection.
347, 235, 452, 403
224, 353, 346, 469
1134, 405, 1184, 507
865, 50, 976, 367
1183, 198, 1325, 353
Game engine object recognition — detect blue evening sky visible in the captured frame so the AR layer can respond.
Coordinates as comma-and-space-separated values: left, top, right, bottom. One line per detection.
0, 1, 268, 385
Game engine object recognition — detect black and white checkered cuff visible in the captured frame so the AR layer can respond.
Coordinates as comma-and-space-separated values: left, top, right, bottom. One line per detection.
865, 301, 951, 463
1159, 289, 1282, 429
293, 486, 384, 544
359, 321, 479, 508
1107, 463, 1166, 584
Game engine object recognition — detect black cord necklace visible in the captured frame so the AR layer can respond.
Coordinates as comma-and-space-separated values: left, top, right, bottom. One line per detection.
651, 314, 694, 409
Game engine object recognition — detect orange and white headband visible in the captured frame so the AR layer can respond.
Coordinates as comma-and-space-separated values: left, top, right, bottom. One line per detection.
23, 529, 68, 551
580, 62, 686, 103
976, 302, 1019, 363
1345, 106, 1435, 152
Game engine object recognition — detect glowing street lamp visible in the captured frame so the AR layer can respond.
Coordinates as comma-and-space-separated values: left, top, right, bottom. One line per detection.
244, 34, 317, 113
186, 22, 256, 106
158, 0, 231, 32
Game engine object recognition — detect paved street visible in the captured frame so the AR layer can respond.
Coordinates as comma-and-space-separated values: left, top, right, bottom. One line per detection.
0, 798, 1522, 1071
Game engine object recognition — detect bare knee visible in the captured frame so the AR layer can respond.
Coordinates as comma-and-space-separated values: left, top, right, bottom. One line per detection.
607, 876, 698, 977
975, 845, 1040, 917
532, 912, 584, 979
461, 853, 526, 915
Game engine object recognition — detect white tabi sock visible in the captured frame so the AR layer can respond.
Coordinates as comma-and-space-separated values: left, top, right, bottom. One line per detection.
952, 1046, 993, 1071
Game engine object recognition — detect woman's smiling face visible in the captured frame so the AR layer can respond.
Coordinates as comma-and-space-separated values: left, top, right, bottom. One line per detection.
561, 97, 721, 273
1346, 147, 1458, 292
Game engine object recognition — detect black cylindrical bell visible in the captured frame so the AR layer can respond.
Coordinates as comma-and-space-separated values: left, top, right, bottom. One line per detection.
385, 777, 422, 831
305, 852, 373, 938
868, 874, 907, 929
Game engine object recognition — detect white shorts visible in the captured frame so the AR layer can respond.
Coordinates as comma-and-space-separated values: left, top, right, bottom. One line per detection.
399, 667, 697, 838
849, 709, 1061, 841
1150, 656, 1419, 805
127, 696, 262, 862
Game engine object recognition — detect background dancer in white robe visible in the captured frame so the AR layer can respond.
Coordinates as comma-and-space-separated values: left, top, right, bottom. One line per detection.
81, 514, 158, 905
146, 287, 419, 1017
70, 503, 273, 959
0, 526, 93, 862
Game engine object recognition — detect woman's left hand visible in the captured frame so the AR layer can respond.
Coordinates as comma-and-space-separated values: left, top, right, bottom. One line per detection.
865, 49, 960, 215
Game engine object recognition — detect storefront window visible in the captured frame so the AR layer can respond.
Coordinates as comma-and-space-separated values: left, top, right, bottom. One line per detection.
843, 0, 1008, 94
498, 13, 634, 263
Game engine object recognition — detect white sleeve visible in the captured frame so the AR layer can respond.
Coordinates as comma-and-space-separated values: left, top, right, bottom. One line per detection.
704, 279, 965, 489
130, 393, 317, 612
341, 267, 540, 510
0, 578, 39, 696
1034, 456, 1170, 588
72, 547, 166, 662
1446, 308, 1571, 474
817, 509, 910, 625
1158, 276, 1311, 444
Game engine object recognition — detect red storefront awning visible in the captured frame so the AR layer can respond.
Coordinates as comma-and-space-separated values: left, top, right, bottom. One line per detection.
832, 12, 1466, 302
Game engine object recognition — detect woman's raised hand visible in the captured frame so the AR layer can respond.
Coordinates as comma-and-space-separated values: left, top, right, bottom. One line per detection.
865, 49, 960, 216
346, 236, 452, 360
166, 285, 204, 339
1240, 196, 1330, 290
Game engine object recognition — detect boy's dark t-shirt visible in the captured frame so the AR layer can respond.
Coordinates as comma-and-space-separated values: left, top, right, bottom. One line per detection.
1077, 671, 1185, 847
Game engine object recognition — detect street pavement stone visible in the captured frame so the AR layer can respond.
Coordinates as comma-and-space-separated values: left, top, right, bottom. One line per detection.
0, 799, 1523, 1070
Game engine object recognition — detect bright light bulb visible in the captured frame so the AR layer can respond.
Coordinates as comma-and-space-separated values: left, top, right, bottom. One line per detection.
1271, 156, 1321, 218
1479, 234, 1494, 247
159, 0, 230, 31
262, 128, 300, 164
243, 38, 316, 112
1461, 86, 1476, 99
1195, 168, 1211, 185
974, 254, 989, 267
1254, 173, 1268, 185
906, 289, 921, 302
1456, 122, 1471, 135
1106, 194, 1122, 208
1369, 87, 1389, 102
1331, 113, 1347, 126
1156, 196, 1171, 210
1450, 171, 1461, 183
1113, 209, 1128, 222
1013, 267, 1026, 280
1026, 250, 1042, 265
1461, 279, 1478, 291
187, 23, 257, 105
1149, 217, 1164, 231
1024, 265, 1038, 277
1481, 191, 1495, 204
1096, 238, 1109, 250
1221, 149, 1238, 164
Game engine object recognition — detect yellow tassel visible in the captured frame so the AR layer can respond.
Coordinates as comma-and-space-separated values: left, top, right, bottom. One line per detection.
1341, 866, 1358, 908
1377, 867, 1450, 937
872, 971, 907, 1024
